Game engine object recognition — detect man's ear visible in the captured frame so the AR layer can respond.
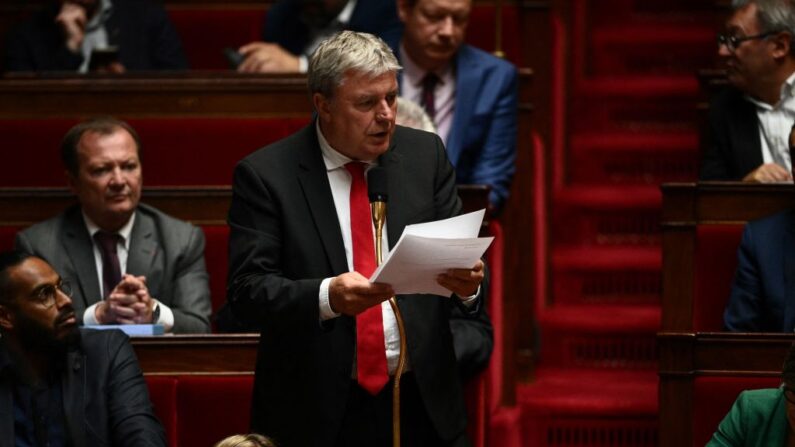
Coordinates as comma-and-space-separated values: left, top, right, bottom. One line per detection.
771, 32, 792, 59
0, 305, 15, 332
313, 93, 332, 123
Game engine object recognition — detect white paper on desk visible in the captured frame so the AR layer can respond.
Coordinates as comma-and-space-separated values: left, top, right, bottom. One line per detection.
370, 209, 492, 295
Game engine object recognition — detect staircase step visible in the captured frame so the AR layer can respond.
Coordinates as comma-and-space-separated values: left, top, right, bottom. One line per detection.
569, 131, 699, 184
553, 187, 661, 246
519, 368, 658, 446
588, 26, 717, 76
551, 247, 661, 305
571, 77, 700, 133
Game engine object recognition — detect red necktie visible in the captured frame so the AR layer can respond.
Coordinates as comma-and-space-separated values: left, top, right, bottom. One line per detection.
420, 72, 439, 120
345, 162, 388, 395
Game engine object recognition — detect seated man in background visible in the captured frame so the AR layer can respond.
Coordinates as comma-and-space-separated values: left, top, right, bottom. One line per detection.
700, 0, 795, 182
5, 0, 188, 73
390, 0, 518, 213
725, 126, 795, 331
706, 342, 795, 446
0, 251, 166, 445
236, 0, 402, 73
16, 118, 211, 334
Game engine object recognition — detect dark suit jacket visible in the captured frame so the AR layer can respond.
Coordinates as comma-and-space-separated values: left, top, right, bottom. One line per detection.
699, 87, 762, 180
227, 124, 480, 446
390, 43, 518, 211
4, 0, 188, 72
15, 204, 211, 334
0, 328, 165, 447
261, 0, 403, 55
724, 210, 795, 331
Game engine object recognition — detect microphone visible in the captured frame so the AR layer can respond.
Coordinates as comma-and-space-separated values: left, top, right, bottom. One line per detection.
367, 167, 388, 265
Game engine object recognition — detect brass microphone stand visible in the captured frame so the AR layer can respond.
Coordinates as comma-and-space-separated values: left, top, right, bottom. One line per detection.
371, 200, 407, 447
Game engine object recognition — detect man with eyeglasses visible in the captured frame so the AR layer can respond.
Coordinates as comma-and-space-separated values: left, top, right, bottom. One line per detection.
0, 250, 166, 446
15, 117, 211, 334
701, 0, 795, 182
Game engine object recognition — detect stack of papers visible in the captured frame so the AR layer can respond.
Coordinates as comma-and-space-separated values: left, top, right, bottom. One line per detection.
370, 209, 493, 296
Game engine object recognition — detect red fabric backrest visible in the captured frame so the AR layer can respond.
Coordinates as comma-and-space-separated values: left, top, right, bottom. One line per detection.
176, 375, 254, 447
201, 225, 229, 322
0, 227, 21, 252
693, 225, 745, 331
168, 9, 266, 70
692, 376, 781, 447
466, 5, 522, 65
0, 118, 310, 187
145, 376, 179, 447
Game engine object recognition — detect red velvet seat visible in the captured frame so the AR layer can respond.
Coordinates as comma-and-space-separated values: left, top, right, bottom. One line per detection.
145, 376, 179, 447
692, 376, 781, 447
176, 375, 254, 447
0, 226, 21, 252
201, 225, 230, 325
693, 225, 745, 331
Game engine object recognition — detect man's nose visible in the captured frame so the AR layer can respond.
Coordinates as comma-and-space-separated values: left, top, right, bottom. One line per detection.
108, 167, 125, 185
438, 16, 454, 37
718, 41, 732, 57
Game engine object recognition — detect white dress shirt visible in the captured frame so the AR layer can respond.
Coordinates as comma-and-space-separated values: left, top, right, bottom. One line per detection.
399, 44, 456, 144
78, 0, 113, 73
746, 71, 795, 175
81, 212, 175, 331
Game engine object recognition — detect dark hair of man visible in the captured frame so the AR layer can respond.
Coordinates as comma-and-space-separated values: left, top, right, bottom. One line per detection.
60, 117, 143, 176
0, 251, 33, 306
733, 0, 795, 56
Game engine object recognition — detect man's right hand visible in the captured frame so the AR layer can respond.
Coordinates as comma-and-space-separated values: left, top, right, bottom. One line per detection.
95, 274, 151, 324
328, 272, 394, 316
56, 2, 88, 52
742, 163, 793, 183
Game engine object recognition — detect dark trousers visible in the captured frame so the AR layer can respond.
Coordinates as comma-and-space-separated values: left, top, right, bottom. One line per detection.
334, 374, 470, 447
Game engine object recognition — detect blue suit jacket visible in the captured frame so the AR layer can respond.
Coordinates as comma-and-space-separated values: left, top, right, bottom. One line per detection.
725, 210, 795, 331
261, 0, 403, 55
392, 43, 518, 211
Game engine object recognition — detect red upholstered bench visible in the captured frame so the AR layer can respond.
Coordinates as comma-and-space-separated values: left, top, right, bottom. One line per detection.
0, 117, 310, 187
693, 225, 745, 331
202, 225, 230, 325
0, 226, 21, 252
176, 375, 254, 447
145, 376, 179, 447
692, 376, 782, 447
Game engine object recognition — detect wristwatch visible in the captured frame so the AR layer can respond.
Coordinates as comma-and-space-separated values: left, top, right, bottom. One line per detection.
151, 301, 160, 324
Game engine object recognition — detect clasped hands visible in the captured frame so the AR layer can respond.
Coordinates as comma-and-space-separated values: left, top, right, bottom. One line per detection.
95, 274, 156, 324
328, 260, 485, 316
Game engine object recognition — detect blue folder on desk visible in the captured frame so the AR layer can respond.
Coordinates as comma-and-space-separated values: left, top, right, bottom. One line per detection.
85, 324, 165, 336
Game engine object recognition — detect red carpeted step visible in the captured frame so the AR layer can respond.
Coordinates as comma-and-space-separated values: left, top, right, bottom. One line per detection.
536, 305, 660, 368
519, 368, 658, 446
571, 76, 700, 133
589, 26, 717, 76
569, 131, 699, 185
551, 246, 661, 305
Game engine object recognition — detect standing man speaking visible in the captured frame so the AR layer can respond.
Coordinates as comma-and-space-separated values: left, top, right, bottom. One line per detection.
227, 31, 485, 446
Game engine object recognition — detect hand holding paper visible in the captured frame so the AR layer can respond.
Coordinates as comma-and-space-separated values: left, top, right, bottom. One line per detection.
370, 210, 493, 296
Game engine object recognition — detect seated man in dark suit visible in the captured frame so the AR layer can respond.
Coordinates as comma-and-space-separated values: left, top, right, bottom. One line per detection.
0, 251, 166, 446
4, 0, 188, 73
16, 118, 211, 334
236, 0, 402, 73
389, 0, 518, 213
228, 31, 485, 445
701, 0, 795, 182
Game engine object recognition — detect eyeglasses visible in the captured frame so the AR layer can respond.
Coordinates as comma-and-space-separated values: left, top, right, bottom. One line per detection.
29, 280, 73, 309
717, 32, 776, 52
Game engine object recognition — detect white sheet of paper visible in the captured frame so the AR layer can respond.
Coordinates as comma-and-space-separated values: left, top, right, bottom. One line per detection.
370, 209, 492, 295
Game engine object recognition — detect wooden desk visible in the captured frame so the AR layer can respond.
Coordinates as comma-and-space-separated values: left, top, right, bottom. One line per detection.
132, 334, 259, 375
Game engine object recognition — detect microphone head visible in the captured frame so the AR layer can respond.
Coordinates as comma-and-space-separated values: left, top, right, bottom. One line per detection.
367, 166, 388, 203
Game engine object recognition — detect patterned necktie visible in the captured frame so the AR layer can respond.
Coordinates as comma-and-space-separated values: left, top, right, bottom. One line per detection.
345, 162, 388, 395
420, 72, 439, 120
93, 231, 122, 298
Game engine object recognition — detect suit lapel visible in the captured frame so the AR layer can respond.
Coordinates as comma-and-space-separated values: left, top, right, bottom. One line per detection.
379, 147, 408, 250
297, 127, 349, 275
62, 349, 86, 447
61, 210, 102, 307
447, 47, 479, 167
733, 97, 763, 171
784, 217, 795, 331
126, 210, 158, 277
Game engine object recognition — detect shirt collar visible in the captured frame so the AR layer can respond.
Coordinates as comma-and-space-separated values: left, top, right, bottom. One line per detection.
337, 0, 357, 26
746, 71, 795, 110
315, 120, 376, 171
82, 209, 135, 248
400, 42, 453, 88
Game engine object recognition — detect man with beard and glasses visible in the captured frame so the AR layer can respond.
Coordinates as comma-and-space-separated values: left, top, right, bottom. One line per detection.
701, 0, 795, 182
4, 0, 188, 73
15, 117, 211, 334
235, 0, 402, 73
0, 251, 165, 446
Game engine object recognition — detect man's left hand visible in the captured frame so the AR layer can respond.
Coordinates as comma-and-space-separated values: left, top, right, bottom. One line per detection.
437, 260, 484, 298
